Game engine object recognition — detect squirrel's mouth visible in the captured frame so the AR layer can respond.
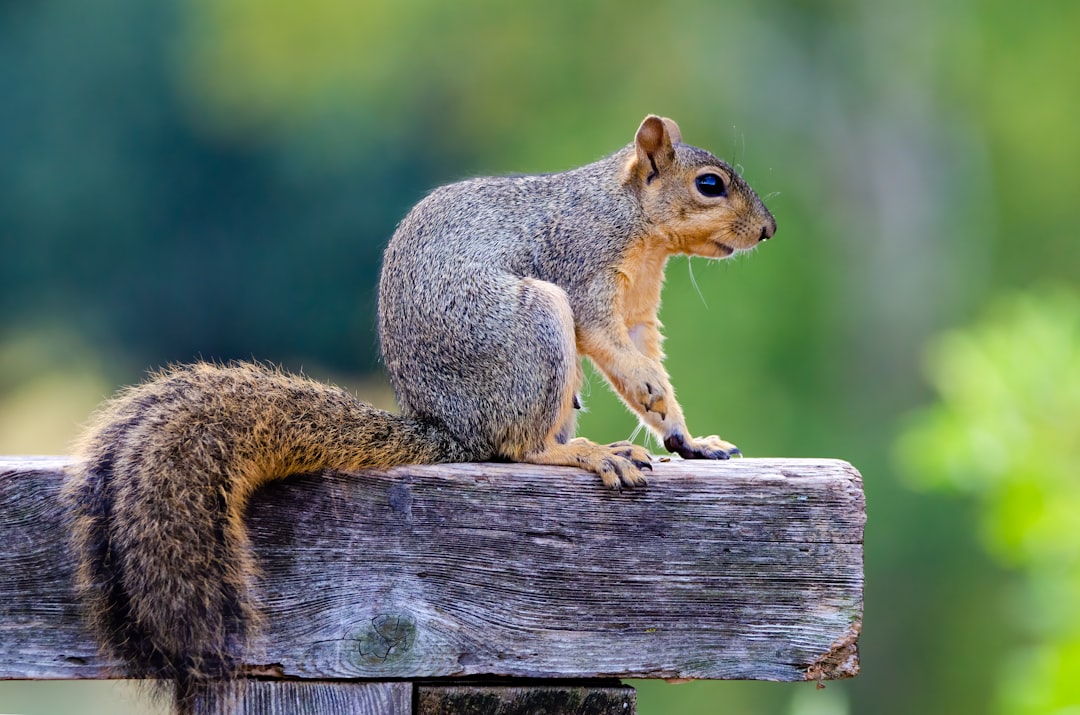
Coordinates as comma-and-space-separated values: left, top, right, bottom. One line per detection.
711, 240, 735, 257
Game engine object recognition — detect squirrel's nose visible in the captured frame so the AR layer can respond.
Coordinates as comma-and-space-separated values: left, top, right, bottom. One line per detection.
759, 217, 777, 242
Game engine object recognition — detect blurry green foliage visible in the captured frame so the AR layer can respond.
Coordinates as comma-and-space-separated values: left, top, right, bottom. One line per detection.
898, 288, 1080, 714
0, 330, 111, 453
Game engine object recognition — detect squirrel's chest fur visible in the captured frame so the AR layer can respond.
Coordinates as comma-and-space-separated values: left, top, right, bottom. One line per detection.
612, 236, 668, 332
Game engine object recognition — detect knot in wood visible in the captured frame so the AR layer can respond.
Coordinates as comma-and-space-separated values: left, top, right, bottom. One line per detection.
356, 613, 417, 665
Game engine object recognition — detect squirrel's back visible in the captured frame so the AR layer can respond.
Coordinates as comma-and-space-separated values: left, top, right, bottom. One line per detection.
381, 149, 639, 283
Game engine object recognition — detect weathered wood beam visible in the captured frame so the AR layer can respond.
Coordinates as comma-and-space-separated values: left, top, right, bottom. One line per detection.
0, 457, 864, 683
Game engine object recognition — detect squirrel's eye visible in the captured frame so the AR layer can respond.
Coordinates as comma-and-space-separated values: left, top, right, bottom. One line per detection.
695, 173, 727, 198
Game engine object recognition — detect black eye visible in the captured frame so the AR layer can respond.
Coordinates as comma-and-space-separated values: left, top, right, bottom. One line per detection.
695, 173, 727, 198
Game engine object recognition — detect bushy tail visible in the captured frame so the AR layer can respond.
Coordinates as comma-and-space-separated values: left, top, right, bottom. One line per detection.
62, 362, 469, 712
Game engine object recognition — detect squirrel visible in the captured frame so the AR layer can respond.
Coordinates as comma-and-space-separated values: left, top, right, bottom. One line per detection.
62, 115, 776, 712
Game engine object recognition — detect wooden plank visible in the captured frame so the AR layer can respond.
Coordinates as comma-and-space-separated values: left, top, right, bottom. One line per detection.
0, 457, 864, 683
192, 681, 411, 715
416, 682, 635, 715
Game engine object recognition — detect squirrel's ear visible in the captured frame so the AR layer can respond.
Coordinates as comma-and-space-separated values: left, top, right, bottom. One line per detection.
659, 116, 682, 144
634, 115, 680, 180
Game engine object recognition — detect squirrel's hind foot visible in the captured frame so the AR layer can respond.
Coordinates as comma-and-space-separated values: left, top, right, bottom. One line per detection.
524, 438, 652, 490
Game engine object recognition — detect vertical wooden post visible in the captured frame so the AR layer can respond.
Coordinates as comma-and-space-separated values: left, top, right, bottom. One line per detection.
416, 682, 636, 715
192, 681, 412, 715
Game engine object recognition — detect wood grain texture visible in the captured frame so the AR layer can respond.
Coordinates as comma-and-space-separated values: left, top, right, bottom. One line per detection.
416, 682, 636, 715
0, 457, 864, 683
193, 681, 411, 715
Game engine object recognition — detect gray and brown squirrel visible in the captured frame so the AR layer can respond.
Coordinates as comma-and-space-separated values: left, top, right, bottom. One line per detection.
63, 115, 776, 711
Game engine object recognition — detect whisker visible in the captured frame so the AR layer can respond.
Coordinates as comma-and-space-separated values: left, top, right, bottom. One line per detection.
688, 257, 708, 309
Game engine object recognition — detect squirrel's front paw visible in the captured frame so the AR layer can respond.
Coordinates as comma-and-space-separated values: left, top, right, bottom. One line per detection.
663, 432, 741, 460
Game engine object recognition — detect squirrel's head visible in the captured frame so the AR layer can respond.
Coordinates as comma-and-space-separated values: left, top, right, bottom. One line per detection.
625, 115, 777, 258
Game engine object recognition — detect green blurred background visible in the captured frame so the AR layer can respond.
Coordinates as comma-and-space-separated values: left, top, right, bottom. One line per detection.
2, 0, 1078, 713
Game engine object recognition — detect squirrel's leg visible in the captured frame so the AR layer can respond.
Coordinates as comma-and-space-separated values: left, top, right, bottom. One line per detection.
580, 321, 740, 460
397, 275, 649, 487
520, 354, 652, 490
497, 280, 651, 489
